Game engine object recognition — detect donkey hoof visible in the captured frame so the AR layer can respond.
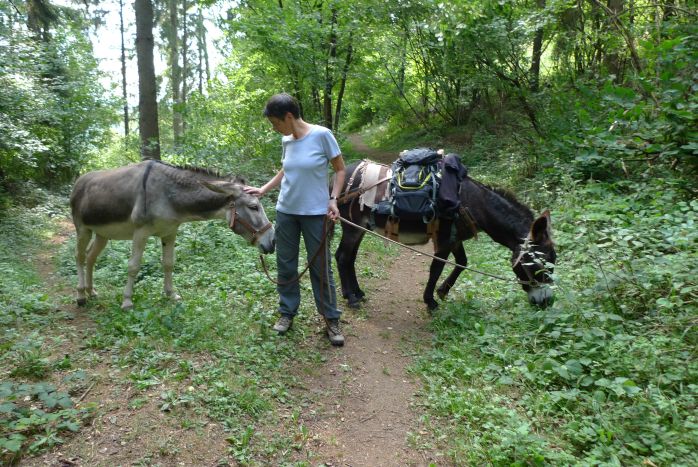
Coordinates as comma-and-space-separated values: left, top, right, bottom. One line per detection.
165, 292, 182, 302
76, 298, 87, 307
436, 288, 449, 300
121, 299, 134, 311
347, 294, 363, 309
425, 300, 439, 312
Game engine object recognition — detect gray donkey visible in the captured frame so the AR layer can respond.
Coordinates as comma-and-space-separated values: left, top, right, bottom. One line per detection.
70, 160, 275, 310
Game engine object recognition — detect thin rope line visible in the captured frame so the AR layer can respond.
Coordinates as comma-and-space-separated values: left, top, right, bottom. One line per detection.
258, 217, 333, 286
337, 215, 529, 286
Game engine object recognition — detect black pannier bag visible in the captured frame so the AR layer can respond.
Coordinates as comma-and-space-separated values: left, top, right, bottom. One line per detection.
437, 153, 468, 218
389, 148, 441, 222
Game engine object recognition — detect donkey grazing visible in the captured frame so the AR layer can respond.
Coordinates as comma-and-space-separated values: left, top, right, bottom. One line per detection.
70, 160, 275, 310
334, 160, 556, 310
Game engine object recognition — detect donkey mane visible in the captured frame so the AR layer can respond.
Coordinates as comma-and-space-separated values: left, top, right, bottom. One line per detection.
473, 179, 534, 221
154, 160, 223, 178
152, 160, 246, 184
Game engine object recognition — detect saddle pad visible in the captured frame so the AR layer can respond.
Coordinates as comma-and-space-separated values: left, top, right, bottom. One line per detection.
358, 163, 392, 210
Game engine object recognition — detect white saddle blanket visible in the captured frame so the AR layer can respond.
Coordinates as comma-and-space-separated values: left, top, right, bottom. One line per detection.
358, 162, 392, 211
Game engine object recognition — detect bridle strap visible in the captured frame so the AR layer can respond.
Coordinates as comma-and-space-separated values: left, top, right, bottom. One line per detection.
228, 202, 273, 245
511, 237, 530, 270
512, 237, 546, 287
228, 203, 237, 229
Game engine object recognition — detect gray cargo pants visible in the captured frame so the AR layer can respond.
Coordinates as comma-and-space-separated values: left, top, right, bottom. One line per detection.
275, 211, 340, 320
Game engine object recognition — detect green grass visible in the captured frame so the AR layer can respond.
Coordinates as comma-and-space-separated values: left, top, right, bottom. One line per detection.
0, 190, 98, 464
353, 123, 697, 465
2, 131, 696, 465
408, 175, 698, 465
60, 220, 340, 464
0, 190, 334, 464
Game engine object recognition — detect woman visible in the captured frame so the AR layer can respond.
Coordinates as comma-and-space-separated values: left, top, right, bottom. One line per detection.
244, 93, 346, 346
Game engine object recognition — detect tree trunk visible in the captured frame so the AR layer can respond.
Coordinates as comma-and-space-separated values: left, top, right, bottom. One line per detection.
662, 0, 676, 21
203, 14, 210, 87
530, 0, 546, 92
287, 65, 304, 117
604, 0, 625, 80
181, 0, 189, 134
135, 0, 160, 160
334, 34, 353, 131
590, 0, 603, 72
169, 0, 183, 145
196, 6, 204, 94
26, 0, 55, 42
398, 29, 407, 94
119, 0, 129, 137
312, 87, 321, 117
323, 8, 338, 131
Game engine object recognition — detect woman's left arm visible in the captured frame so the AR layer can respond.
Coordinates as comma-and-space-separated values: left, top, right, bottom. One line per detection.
328, 155, 346, 221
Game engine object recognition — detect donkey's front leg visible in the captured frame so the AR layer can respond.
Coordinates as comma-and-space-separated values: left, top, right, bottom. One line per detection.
437, 242, 468, 300
335, 224, 366, 309
122, 231, 149, 310
85, 235, 108, 299
75, 227, 92, 306
161, 233, 181, 301
334, 241, 353, 305
424, 251, 449, 311
424, 228, 454, 311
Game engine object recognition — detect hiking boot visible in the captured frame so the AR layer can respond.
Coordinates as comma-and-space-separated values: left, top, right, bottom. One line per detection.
273, 315, 293, 334
325, 318, 345, 347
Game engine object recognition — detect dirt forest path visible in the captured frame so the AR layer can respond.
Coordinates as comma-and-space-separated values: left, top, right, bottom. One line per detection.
285, 135, 441, 465
292, 244, 439, 465
345, 133, 397, 164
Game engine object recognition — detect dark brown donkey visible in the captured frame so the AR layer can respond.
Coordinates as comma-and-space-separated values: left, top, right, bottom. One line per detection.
70, 160, 275, 310
334, 160, 556, 310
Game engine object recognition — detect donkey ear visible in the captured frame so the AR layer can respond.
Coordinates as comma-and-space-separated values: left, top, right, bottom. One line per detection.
200, 180, 242, 198
530, 210, 552, 243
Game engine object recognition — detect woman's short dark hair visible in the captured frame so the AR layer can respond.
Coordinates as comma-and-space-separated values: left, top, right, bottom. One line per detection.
263, 93, 300, 119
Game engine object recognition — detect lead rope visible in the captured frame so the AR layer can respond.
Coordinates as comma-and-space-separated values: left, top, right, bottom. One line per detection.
258, 216, 333, 286
336, 215, 531, 286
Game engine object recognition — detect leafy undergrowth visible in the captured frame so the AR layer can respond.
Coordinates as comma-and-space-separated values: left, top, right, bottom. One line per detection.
2, 148, 696, 464
0, 190, 97, 463
412, 175, 697, 465
0, 190, 352, 464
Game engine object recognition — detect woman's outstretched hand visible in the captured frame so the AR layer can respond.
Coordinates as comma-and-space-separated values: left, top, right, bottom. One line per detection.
243, 186, 264, 197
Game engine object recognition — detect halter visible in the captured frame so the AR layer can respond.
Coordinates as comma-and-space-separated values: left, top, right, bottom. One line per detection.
228, 201, 273, 245
511, 237, 549, 287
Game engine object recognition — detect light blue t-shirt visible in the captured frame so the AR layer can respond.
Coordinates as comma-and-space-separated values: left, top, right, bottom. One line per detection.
276, 125, 341, 215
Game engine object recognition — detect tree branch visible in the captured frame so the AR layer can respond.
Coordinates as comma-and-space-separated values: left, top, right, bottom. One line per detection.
381, 61, 432, 130
8, 0, 22, 16
588, 0, 642, 72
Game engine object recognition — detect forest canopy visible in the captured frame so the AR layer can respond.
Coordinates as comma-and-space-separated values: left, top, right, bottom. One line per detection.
1, 0, 696, 185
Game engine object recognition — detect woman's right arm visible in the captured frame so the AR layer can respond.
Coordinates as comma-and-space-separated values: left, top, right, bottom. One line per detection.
244, 169, 284, 197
